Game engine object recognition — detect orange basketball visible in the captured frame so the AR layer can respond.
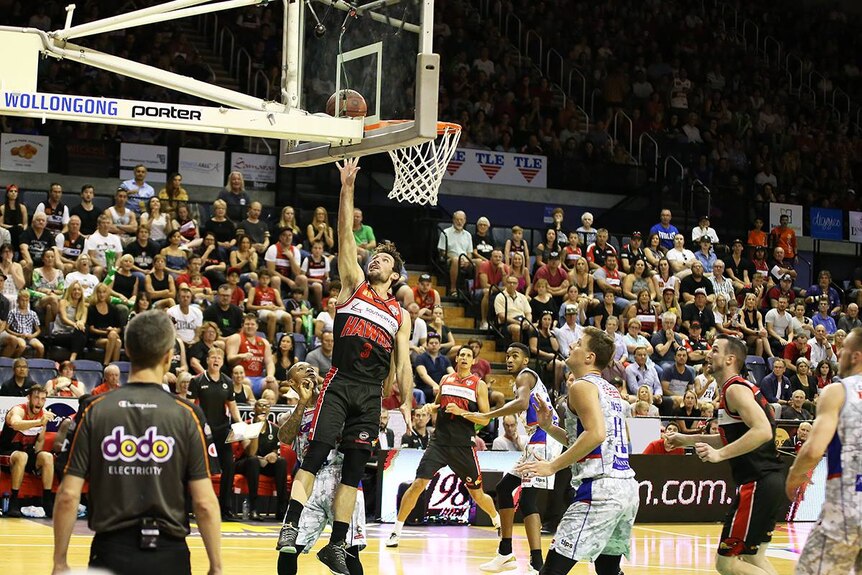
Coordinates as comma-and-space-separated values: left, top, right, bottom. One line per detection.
326, 89, 368, 118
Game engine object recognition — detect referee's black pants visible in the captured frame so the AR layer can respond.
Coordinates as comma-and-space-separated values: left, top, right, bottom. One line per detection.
90, 527, 190, 575
213, 426, 235, 514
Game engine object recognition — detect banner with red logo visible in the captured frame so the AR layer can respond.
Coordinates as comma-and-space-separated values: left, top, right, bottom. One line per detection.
444, 149, 547, 188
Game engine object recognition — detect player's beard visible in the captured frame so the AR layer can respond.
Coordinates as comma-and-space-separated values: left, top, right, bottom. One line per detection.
367, 268, 392, 285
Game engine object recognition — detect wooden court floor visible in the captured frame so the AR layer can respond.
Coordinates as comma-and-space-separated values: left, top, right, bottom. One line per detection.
0, 518, 809, 574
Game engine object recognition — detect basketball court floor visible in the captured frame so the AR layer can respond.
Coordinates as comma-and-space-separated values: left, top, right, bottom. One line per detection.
0, 518, 808, 574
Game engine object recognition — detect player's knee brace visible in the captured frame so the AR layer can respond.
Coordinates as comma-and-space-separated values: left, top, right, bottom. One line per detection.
495, 474, 520, 510
594, 554, 622, 575
299, 440, 331, 474
519, 487, 540, 517
340, 448, 371, 488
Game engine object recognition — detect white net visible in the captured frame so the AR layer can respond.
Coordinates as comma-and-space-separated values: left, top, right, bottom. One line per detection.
386, 123, 461, 206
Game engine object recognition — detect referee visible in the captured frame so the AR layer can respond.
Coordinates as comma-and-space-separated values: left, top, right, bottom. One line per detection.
52, 310, 222, 575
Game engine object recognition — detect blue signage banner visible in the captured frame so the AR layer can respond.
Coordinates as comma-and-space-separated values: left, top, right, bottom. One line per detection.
810, 207, 843, 240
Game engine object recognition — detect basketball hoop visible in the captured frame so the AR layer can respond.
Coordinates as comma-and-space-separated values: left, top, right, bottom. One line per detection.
376, 120, 461, 206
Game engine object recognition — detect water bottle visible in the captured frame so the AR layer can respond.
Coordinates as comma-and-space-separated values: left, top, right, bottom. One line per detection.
242, 498, 250, 521
1, 493, 9, 516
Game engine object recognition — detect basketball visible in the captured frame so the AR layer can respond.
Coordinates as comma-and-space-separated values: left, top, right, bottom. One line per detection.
326, 89, 367, 118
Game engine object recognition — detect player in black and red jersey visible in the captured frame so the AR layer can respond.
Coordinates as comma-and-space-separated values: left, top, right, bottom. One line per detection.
385, 345, 501, 547
280, 157, 414, 575
668, 335, 786, 575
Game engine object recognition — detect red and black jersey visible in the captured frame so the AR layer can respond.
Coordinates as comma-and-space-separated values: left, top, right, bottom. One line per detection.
717, 375, 784, 485
331, 281, 402, 386
0, 404, 43, 454
435, 372, 480, 446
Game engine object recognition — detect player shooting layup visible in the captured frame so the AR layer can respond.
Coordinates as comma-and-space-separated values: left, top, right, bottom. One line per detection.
279, 158, 414, 575
786, 326, 862, 575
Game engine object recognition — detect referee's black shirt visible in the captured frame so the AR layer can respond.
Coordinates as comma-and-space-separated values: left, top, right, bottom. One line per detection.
65, 383, 212, 540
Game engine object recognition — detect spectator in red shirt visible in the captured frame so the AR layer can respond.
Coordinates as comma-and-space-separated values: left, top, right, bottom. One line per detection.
531, 250, 570, 306
783, 331, 811, 374
412, 273, 440, 322
642, 422, 685, 455
468, 338, 492, 381
91, 364, 121, 395
769, 213, 797, 260
475, 249, 509, 330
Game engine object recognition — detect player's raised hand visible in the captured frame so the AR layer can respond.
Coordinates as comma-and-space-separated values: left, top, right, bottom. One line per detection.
337, 157, 361, 187
533, 395, 554, 430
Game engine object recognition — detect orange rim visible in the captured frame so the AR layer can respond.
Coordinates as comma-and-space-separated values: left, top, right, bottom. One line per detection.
364, 119, 461, 135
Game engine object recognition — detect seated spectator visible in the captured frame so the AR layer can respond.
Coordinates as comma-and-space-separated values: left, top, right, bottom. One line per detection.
229, 235, 259, 287
64, 254, 100, 300
814, 359, 834, 390
725, 239, 754, 292
642, 422, 685, 455
167, 286, 203, 346
760, 358, 793, 409
768, 247, 797, 285
405, 302, 428, 361
554, 304, 584, 359
467, 339, 492, 382
157, 172, 189, 217
492, 414, 527, 451
585, 228, 617, 271
691, 215, 719, 245
533, 228, 559, 272
650, 313, 686, 368
662, 348, 696, 407
426, 305, 456, 358
508, 252, 531, 295
709, 260, 735, 303
681, 288, 716, 339
767, 274, 796, 309
693, 364, 719, 406
437, 211, 473, 296
351, 208, 377, 263
237, 201, 270, 255
593, 254, 629, 310
265, 227, 308, 298
173, 204, 202, 249
189, 321, 224, 375
235, 398, 288, 519
666, 234, 697, 279
218, 171, 251, 223
783, 331, 811, 374
673, 391, 702, 434
622, 318, 653, 362
679, 262, 714, 304
59, 215, 86, 274
807, 325, 836, 366
314, 297, 336, 338
713, 294, 742, 338
300, 239, 330, 308
109, 254, 139, 309
0, 385, 55, 517
471, 216, 495, 265
475, 249, 509, 330
576, 211, 598, 248
643, 234, 664, 271
247, 269, 289, 342
123, 165, 156, 218
206, 199, 238, 251
378, 409, 396, 449
532, 250, 569, 305
46, 361, 85, 398
780, 390, 813, 421
631, 383, 661, 417
765, 295, 793, 353
650, 209, 679, 252
87, 283, 123, 364
803, 270, 841, 317
0, 358, 36, 396
139, 197, 171, 246
285, 287, 313, 335
225, 267, 247, 308
810, 298, 838, 334
694, 236, 717, 272
622, 261, 654, 304
203, 284, 244, 338
561, 231, 583, 274
92, 364, 121, 395
224, 314, 277, 396
160, 229, 190, 277
412, 274, 440, 322
305, 206, 335, 255
683, 321, 711, 366
414, 333, 453, 403
504, 225, 529, 268
20, 211, 62, 280
625, 347, 661, 395
789, 358, 816, 404
494, 274, 531, 341
529, 311, 563, 393
401, 407, 433, 449
838, 303, 862, 332
305, 331, 334, 385
738, 292, 772, 357
7, 291, 44, 358
619, 231, 646, 274
652, 259, 679, 298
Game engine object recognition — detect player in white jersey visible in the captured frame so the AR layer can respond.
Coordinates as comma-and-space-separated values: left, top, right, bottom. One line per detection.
517, 326, 639, 575
787, 327, 862, 575
275, 363, 366, 575
455, 342, 564, 574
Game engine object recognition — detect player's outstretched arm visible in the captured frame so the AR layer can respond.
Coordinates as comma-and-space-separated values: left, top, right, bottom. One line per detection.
516, 380, 604, 477
697, 384, 773, 463
336, 158, 364, 294
450, 370, 533, 424
533, 394, 568, 446
786, 382, 844, 498
395, 313, 415, 435
665, 430, 723, 449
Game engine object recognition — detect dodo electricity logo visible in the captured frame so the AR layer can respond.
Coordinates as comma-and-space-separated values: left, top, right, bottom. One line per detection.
101, 426, 175, 463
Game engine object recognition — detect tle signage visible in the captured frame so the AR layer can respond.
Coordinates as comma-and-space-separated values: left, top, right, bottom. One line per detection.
443, 148, 547, 188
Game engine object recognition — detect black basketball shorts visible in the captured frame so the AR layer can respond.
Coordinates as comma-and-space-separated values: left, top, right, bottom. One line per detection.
415, 440, 483, 490
308, 373, 381, 451
719, 470, 789, 556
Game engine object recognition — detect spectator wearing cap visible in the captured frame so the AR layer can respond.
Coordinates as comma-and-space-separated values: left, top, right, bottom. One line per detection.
471, 216, 495, 265
682, 288, 716, 339
684, 321, 711, 366
767, 274, 797, 309
768, 246, 797, 284
691, 215, 719, 245
803, 270, 842, 317
553, 303, 583, 359
751, 245, 770, 279
475, 249, 509, 331
619, 231, 646, 274
585, 228, 618, 272
679, 261, 715, 304
495, 274, 532, 342
649, 208, 679, 251
694, 236, 717, 272
725, 238, 754, 292
437, 211, 473, 297
531, 250, 569, 306
414, 332, 454, 404
412, 273, 440, 322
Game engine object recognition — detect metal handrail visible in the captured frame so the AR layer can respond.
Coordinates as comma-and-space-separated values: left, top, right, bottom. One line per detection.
567, 68, 586, 107
253, 68, 270, 100
832, 88, 851, 115
236, 47, 252, 93
763, 35, 781, 68
546, 49, 564, 95
218, 27, 236, 73
800, 84, 817, 108
719, 2, 738, 31
504, 12, 521, 46
525, 29, 542, 69
786, 69, 794, 95
663, 156, 686, 205
612, 110, 634, 158
690, 179, 712, 221
809, 70, 829, 104
638, 132, 659, 180
856, 108, 862, 131
786, 53, 804, 95
741, 19, 759, 53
